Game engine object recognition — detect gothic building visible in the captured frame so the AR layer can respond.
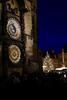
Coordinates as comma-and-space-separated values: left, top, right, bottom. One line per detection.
0, 0, 40, 76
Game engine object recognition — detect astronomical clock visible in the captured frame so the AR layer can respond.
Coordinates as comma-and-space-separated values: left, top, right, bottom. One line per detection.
6, 17, 21, 40
2, 0, 25, 76
2, 0, 39, 75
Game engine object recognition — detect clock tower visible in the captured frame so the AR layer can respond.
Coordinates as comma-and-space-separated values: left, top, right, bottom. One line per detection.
2, 0, 25, 76
2, 0, 39, 76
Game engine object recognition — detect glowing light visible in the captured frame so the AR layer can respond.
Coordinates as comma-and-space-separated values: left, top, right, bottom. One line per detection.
64, 74, 67, 78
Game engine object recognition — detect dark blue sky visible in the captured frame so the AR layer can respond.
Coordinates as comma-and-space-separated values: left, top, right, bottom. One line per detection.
37, 0, 67, 53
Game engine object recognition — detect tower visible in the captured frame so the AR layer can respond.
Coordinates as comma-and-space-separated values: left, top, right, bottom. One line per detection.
23, 0, 39, 74
2, 0, 39, 76
2, 0, 25, 76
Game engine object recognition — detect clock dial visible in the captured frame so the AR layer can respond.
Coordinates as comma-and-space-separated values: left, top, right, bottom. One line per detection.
6, 17, 21, 40
8, 45, 21, 64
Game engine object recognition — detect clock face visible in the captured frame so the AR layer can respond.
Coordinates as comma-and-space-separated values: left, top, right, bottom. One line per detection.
8, 45, 21, 64
6, 17, 21, 40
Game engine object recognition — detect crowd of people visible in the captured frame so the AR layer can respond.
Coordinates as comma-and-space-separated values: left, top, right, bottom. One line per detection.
0, 70, 67, 88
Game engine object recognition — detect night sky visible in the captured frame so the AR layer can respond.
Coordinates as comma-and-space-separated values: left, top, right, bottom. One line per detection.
37, 0, 67, 53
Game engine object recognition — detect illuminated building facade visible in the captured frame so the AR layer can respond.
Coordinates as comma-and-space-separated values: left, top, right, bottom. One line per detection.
0, 0, 39, 76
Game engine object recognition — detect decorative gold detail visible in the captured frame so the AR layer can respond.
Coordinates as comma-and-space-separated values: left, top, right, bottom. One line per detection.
6, 0, 18, 10
6, 17, 21, 40
8, 45, 21, 64
6, 0, 20, 16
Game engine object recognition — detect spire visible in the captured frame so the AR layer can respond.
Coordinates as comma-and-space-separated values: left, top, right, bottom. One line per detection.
62, 48, 65, 67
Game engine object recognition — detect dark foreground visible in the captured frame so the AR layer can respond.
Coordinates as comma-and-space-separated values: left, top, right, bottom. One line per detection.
0, 71, 67, 88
